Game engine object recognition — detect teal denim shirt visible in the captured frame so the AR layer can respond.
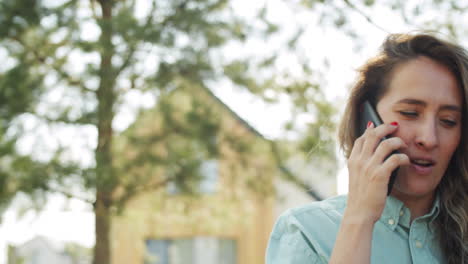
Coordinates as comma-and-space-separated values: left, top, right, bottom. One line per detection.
266, 195, 443, 264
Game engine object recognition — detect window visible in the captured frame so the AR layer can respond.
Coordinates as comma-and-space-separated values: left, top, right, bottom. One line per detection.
167, 159, 219, 195
145, 237, 236, 264
198, 159, 218, 193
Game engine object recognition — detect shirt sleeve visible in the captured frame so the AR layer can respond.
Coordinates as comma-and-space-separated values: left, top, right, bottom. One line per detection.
265, 212, 326, 264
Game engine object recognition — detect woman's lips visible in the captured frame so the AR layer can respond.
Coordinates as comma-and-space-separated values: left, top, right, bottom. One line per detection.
399, 152, 436, 175
410, 161, 434, 175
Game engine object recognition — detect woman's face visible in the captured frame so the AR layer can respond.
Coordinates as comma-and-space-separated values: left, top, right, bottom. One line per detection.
376, 56, 463, 200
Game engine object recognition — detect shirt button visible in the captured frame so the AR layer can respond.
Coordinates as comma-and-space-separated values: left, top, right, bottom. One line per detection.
388, 219, 395, 225
415, 240, 423, 248
399, 210, 404, 216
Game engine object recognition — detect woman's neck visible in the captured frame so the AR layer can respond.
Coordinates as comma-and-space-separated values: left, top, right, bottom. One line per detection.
390, 191, 436, 222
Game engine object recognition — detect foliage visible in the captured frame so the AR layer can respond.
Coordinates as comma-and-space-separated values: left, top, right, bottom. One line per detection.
299, 0, 468, 41
4, 0, 466, 262
0, 0, 340, 263
3, 0, 465, 262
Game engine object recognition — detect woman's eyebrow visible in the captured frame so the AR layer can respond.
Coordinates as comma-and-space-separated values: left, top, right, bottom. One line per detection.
396, 98, 426, 106
441, 105, 462, 112
396, 98, 461, 112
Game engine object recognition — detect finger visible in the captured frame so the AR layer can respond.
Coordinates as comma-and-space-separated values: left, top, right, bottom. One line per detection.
350, 134, 365, 158
351, 121, 374, 156
377, 153, 410, 179
361, 123, 398, 157
372, 137, 408, 164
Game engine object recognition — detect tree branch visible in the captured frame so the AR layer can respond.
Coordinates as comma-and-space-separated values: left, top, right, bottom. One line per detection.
342, 0, 390, 34
90, 0, 99, 20
115, 0, 158, 76
114, 177, 172, 209
268, 140, 323, 201
45, 50, 95, 94
33, 111, 96, 126
7, 34, 95, 94
47, 185, 94, 204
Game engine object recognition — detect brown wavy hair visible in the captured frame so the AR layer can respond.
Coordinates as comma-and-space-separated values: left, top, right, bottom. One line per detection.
338, 33, 468, 263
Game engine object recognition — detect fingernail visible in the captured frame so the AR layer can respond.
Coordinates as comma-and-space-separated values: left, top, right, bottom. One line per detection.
390, 122, 398, 126
367, 121, 373, 128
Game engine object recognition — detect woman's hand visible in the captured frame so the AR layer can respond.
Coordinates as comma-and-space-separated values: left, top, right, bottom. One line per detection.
330, 122, 410, 264
345, 122, 410, 224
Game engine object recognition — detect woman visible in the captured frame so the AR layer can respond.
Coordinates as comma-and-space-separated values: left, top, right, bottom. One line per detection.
266, 33, 468, 263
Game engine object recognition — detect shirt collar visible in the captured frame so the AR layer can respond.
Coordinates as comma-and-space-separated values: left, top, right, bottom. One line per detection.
420, 195, 440, 233
379, 195, 440, 231
380, 195, 406, 231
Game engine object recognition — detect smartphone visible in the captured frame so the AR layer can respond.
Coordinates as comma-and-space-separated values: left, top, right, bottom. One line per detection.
359, 100, 398, 196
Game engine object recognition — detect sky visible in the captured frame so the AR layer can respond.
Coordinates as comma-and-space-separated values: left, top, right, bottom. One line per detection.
0, 0, 419, 262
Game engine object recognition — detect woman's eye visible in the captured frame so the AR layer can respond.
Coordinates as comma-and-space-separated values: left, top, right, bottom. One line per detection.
399, 111, 418, 117
441, 119, 457, 127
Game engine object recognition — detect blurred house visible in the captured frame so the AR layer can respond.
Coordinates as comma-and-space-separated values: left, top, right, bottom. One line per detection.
111, 87, 336, 264
7, 236, 91, 264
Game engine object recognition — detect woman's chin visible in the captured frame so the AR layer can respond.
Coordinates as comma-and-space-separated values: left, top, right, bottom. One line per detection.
391, 168, 440, 199
391, 180, 437, 199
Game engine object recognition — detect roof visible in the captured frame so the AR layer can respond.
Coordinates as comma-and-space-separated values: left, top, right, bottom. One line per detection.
203, 87, 323, 201
202, 87, 265, 139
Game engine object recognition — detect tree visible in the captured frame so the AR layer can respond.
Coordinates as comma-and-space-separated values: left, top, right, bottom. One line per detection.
6, 0, 465, 262
298, 0, 468, 44
0, 1, 80, 218
0, 0, 339, 263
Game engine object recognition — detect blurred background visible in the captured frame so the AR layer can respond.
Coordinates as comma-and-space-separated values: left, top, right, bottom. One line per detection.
0, 0, 466, 263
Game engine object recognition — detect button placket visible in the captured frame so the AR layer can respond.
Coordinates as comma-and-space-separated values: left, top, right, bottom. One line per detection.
415, 240, 423, 248
409, 219, 424, 263
409, 219, 431, 264
411, 230, 424, 249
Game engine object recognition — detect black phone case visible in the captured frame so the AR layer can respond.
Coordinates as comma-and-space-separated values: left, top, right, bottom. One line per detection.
359, 101, 398, 196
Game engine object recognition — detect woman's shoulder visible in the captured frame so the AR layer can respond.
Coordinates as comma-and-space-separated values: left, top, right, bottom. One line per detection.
283, 194, 347, 221
272, 195, 347, 238
267, 195, 347, 262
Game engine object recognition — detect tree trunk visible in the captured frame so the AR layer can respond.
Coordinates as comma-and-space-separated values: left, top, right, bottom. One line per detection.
93, 193, 112, 264
93, 1, 115, 264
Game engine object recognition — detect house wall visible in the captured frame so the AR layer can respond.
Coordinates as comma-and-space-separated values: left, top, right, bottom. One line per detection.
110, 97, 277, 264
111, 193, 274, 264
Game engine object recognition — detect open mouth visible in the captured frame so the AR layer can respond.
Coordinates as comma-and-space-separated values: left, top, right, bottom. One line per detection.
411, 159, 435, 167
410, 158, 436, 174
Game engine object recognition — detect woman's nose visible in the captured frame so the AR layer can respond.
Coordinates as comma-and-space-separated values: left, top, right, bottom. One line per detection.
415, 119, 439, 149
